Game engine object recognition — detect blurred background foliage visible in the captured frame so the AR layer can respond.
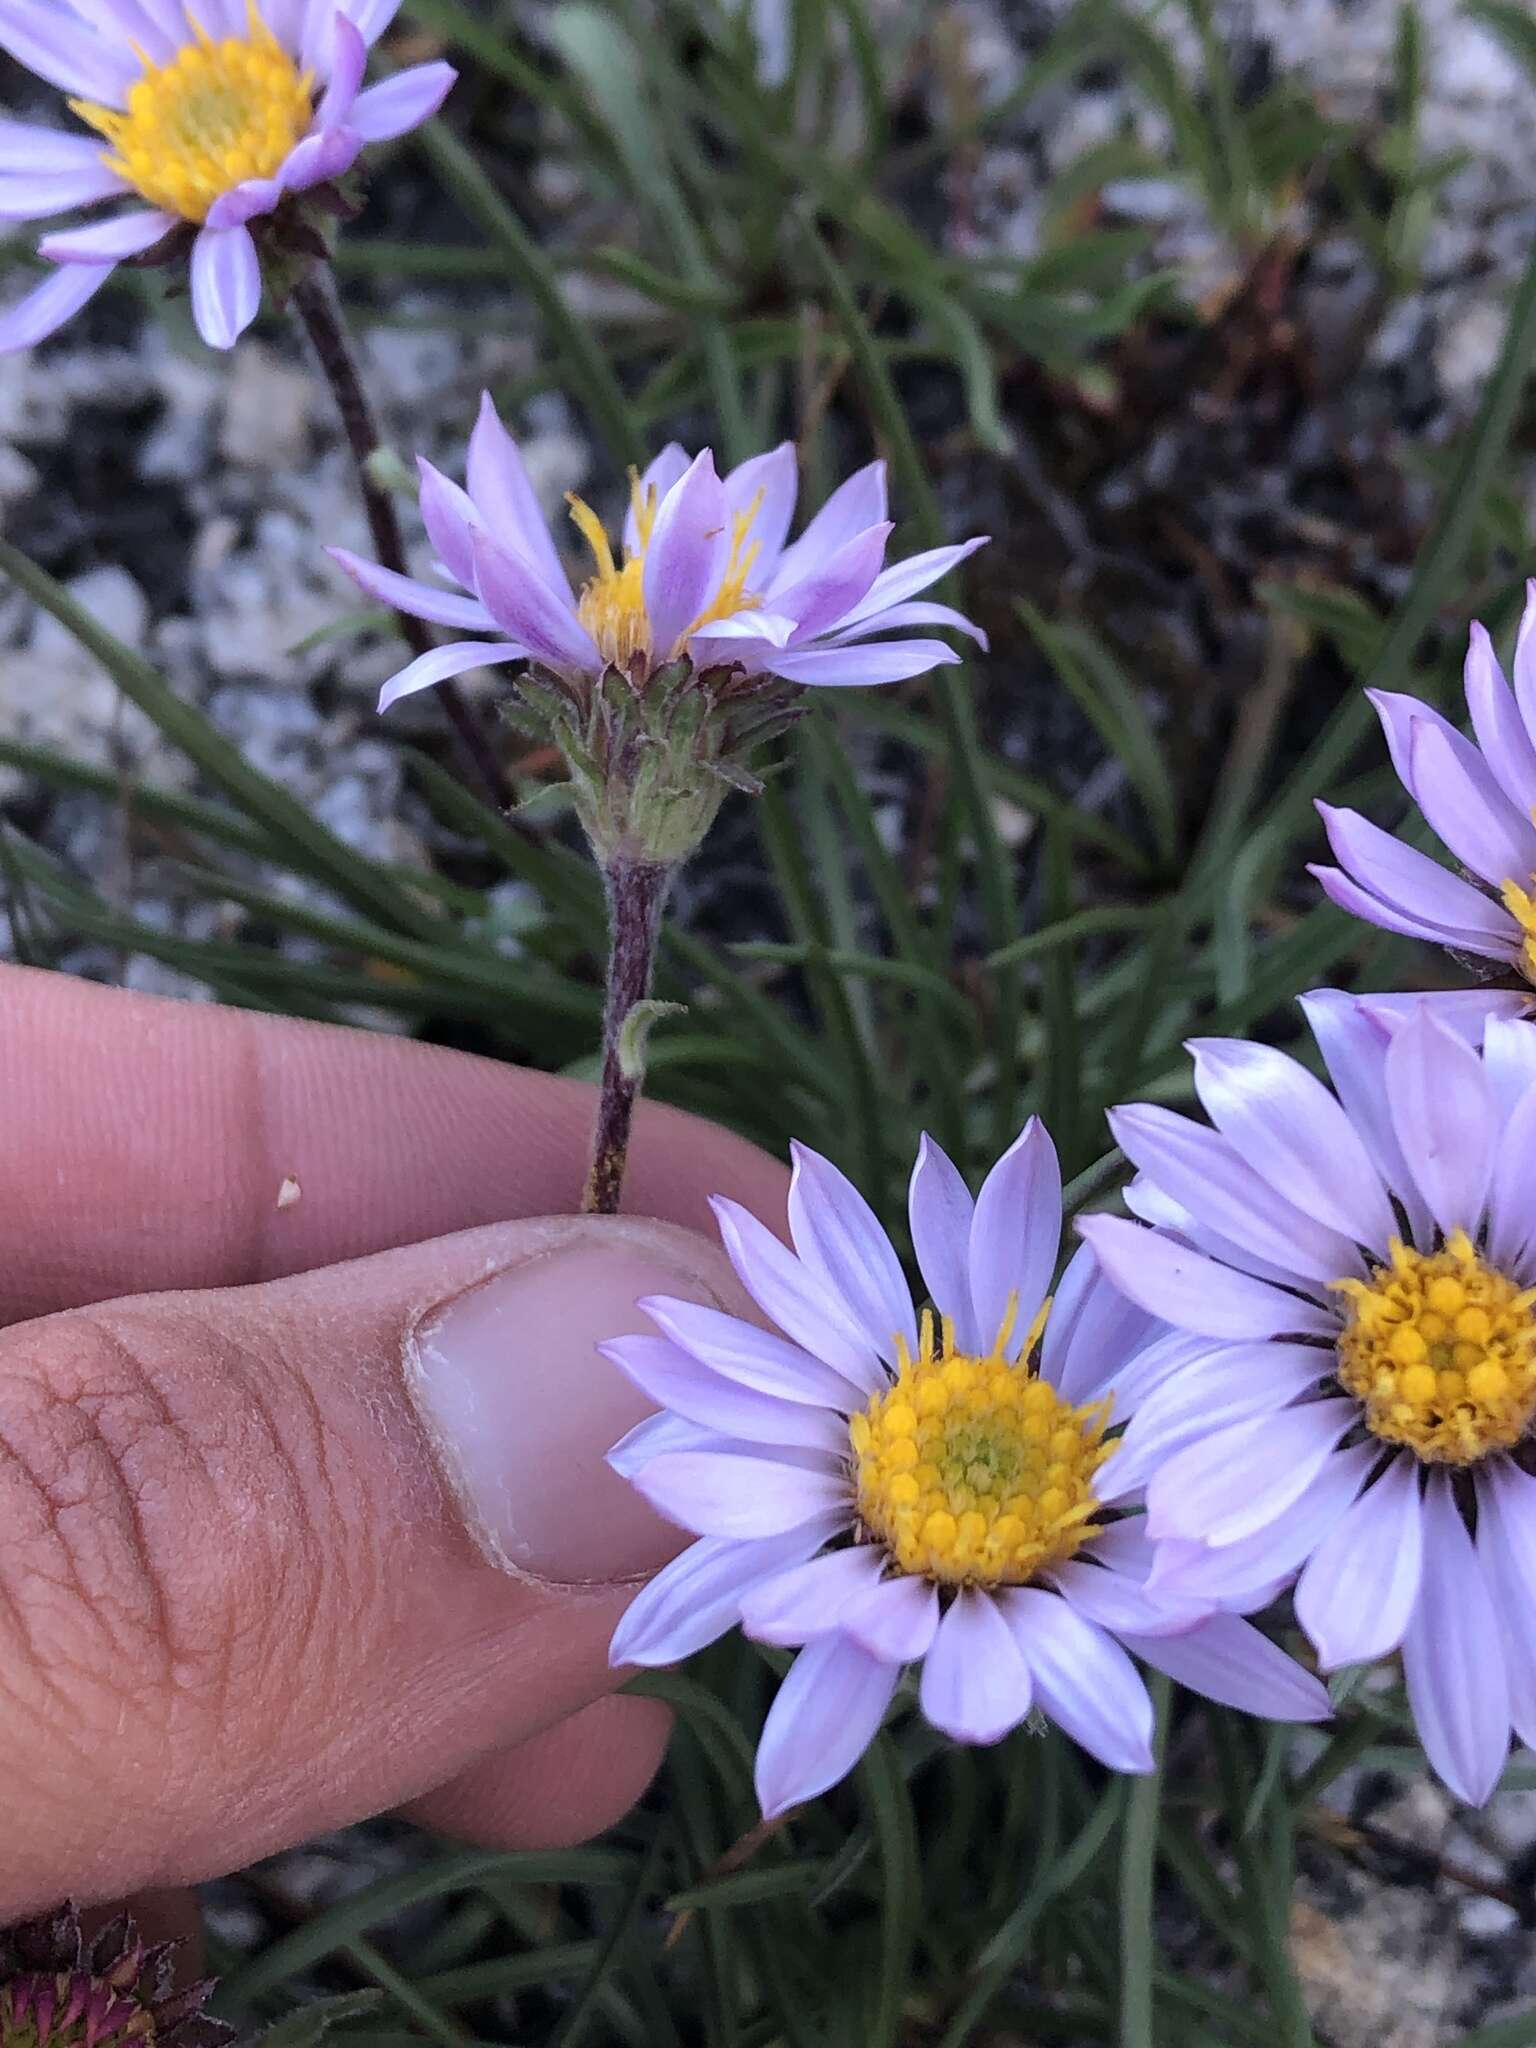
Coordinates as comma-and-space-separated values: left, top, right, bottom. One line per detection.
5, 0, 1536, 2041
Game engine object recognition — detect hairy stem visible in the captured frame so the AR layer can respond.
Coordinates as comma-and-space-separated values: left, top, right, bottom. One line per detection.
583, 856, 674, 1215
290, 263, 506, 806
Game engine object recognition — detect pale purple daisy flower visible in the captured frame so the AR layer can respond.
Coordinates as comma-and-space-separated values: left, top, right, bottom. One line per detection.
327, 398, 989, 711
1312, 585, 1536, 987
606, 1124, 1329, 1819
0, 0, 455, 353
1080, 988, 1536, 1807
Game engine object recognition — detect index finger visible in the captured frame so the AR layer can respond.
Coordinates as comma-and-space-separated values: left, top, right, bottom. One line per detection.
1, 963, 788, 1325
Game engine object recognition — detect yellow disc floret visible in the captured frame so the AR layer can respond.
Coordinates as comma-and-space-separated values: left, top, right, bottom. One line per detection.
851, 1305, 1113, 1587
1333, 1229, 1536, 1464
567, 475, 764, 676
71, 4, 314, 225
1500, 878, 1536, 986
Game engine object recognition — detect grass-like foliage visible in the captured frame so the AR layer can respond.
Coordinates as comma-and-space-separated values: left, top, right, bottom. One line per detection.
6, 0, 1536, 2041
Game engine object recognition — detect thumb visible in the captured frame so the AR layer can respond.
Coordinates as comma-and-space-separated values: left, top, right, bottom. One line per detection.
0, 1214, 736, 1914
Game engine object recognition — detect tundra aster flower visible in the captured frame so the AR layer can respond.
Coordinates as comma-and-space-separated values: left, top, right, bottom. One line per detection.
1080, 988, 1536, 1806
1312, 586, 1536, 987
606, 1124, 1329, 1819
0, 0, 455, 352
0, 1902, 231, 2048
328, 402, 988, 712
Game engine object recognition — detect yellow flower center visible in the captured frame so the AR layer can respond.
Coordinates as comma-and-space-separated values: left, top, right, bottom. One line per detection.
71, 4, 314, 225
1333, 1229, 1536, 1464
566, 473, 763, 676
1501, 878, 1536, 985
850, 1304, 1112, 1588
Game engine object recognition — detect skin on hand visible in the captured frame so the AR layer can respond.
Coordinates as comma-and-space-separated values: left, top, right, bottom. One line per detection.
0, 963, 789, 1917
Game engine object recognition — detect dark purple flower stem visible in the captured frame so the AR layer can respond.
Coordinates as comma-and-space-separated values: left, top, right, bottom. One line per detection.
290, 263, 506, 807
583, 855, 674, 1215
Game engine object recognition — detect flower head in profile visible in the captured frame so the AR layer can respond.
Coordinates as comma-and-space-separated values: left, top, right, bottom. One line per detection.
0, 1901, 231, 2048
1312, 585, 1536, 989
0, 0, 455, 352
330, 400, 988, 709
606, 1123, 1328, 1819
1081, 988, 1536, 1806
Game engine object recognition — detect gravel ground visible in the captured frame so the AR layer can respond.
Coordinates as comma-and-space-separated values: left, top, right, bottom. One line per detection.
6, 0, 1536, 2032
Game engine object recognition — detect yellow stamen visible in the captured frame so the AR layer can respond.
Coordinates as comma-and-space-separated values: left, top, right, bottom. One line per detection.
851, 1299, 1111, 1588
1332, 1229, 1536, 1463
566, 477, 764, 676
71, 4, 314, 226
1501, 878, 1536, 985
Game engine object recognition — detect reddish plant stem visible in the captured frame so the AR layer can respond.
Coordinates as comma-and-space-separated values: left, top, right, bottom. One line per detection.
290, 264, 506, 807
582, 856, 673, 1215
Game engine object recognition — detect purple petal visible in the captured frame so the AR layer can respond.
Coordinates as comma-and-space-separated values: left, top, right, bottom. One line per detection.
318, 12, 368, 123
710, 1196, 886, 1393
190, 224, 261, 350
1120, 1615, 1331, 1723
1101, 1344, 1327, 1499
767, 461, 888, 596
1485, 1073, 1536, 1276
643, 449, 725, 659
0, 162, 129, 220
1402, 1472, 1511, 1807
763, 638, 962, 687
1109, 1101, 1361, 1284
1316, 801, 1519, 951
1300, 989, 1431, 1242
1465, 620, 1536, 816
771, 522, 891, 643
919, 1590, 1035, 1744
349, 60, 457, 141
205, 175, 286, 232
907, 1133, 980, 1353
1515, 579, 1536, 739
1148, 1443, 1374, 1609
1474, 1461, 1536, 1750
837, 1572, 940, 1663
417, 458, 480, 588
628, 1447, 847, 1540
37, 206, 174, 262
968, 1116, 1061, 1357
1144, 1402, 1356, 1547
269, 123, 364, 198
832, 536, 990, 632
754, 1633, 899, 1818
1187, 1037, 1396, 1251
0, 0, 137, 101
1043, 1244, 1158, 1404
1483, 1012, 1536, 1120
1075, 1216, 1335, 1341
1048, 1558, 1210, 1636
827, 598, 988, 650
0, 120, 120, 174
637, 1294, 855, 1410
340, 0, 407, 45
721, 441, 798, 574
623, 441, 690, 556
471, 528, 600, 674
787, 1142, 918, 1365
1384, 1002, 1496, 1239
328, 546, 496, 631
466, 392, 572, 599
605, 1410, 715, 1479
611, 1523, 839, 1666
0, 261, 115, 353
1407, 716, 1536, 891
1311, 860, 1516, 964
999, 1588, 1155, 1772
376, 640, 523, 713
1294, 1455, 1423, 1670
738, 1545, 883, 1646
601, 1335, 847, 1452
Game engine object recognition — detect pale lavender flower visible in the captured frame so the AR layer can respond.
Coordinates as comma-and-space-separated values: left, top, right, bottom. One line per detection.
606, 1124, 1329, 1819
0, 0, 455, 353
328, 398, 989, 711
1312, 586, 1536, 986
1081, 988, 1536, 1806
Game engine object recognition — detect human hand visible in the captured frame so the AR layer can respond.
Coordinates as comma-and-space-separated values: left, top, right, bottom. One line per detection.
0, 963, 787, 1916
